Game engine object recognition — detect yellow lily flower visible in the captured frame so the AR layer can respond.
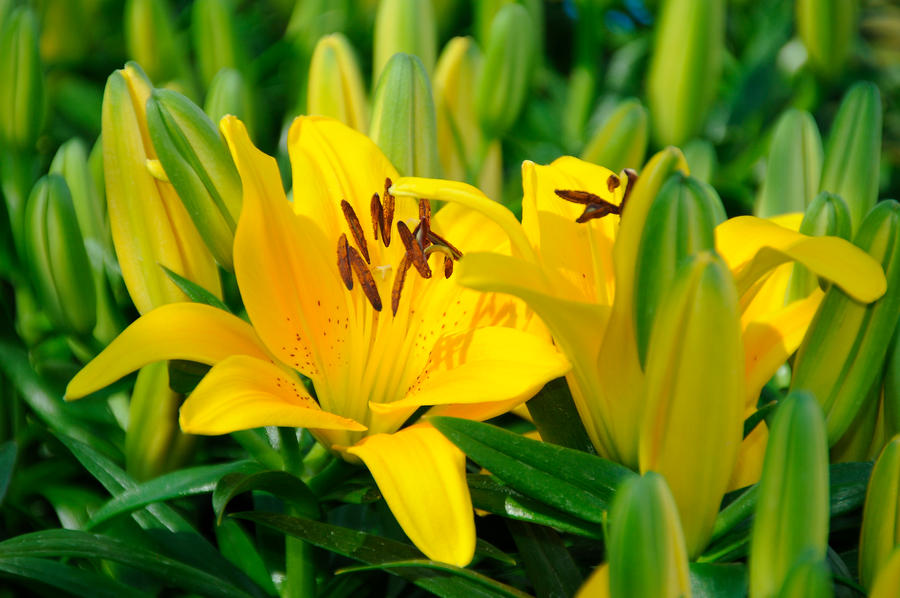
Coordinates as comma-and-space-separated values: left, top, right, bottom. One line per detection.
392, 150, 886, 556
66, 115, 568, 567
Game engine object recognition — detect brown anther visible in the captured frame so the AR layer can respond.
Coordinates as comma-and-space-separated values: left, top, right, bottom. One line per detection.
444, 256, 454, 278
337, 233, 353, 290
383, 177, 395, 246
621, 169, 639, 214
426, 230, 463, 260
418, 199, 432, 240
391, 254, 412, 316
397, 220, 432, 279
607, 174, 621, 194
555, 189, 602, 205
370, 193, 383, 241
575, 202, 620, 223
340, 199, 369, 263
347, 245, 382, 311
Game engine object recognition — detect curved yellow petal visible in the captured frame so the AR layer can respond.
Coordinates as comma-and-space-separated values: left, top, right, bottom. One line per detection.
728, 422, 768, 491
716, 216, 887, 302
180, 355, 366, 435
743, 290, 823, 406
369, 327, 569, 414
391, 177, 538, 262
425, 396, 527, 422
66, 303, 270, 399
345, 424, 475, 566
221, 115, 350, 382
431, 201, 509, 254
576, 563, 610, 598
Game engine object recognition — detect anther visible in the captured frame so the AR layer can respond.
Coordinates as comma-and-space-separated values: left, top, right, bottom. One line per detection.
576, 202, 620, 223
607, 174, 621, 194
383, 178, 395, 246
555, 189, 602, 205
620, 169, 639, 214
444, 256, 453, 278
348, 245, 382, 311
397, 220, 432, 279
337, 233, 353, 290
391, 254, 411, 316
370, 193, 383, 241
426, 230, 463, 260
341, 199, 370, 263
418, 199, 431, 241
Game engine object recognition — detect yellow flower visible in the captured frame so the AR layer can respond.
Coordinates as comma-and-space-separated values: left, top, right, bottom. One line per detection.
66, 115, 568, 567
393, 149, 886, 555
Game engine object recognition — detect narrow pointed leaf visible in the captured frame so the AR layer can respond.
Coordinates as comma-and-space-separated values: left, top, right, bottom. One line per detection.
0, 556, 150, 598
213, 470, 320, 524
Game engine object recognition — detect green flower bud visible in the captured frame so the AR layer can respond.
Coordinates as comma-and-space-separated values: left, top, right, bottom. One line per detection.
0, 7, 46, 149
639, 251, 743, 557
756, 109, 823, 218
33, 0, 91, 65
607, 472, 692, 598
475, 3, 536, 139
871, 547, 900, 598
204, 68, 256, 139
749, 391, 829, 598
581, 98, 649, 174
776, 555, 833, 598
885, 324, 900, 439
24, 175, 96, 336
369, 53, 440, 178
125, 0, 195, 98
859, 436, 900, 589
307, 33, 368, 132
146, 88, 242, 270
796, 0, 858, 80
820, 82, 882, 233
791, 201, 900, 444
784, 192, 852, 302
646, 0, 724, 146
473, 0, 543, 58
681, 138, 717, 184
634, 173, 724, 365
191, 0, 244, 90
373, 0, 436, 80
433, 36, 483, 183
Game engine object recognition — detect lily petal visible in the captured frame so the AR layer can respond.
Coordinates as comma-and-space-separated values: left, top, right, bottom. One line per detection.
66, 303, 269, 399
345, 424, 475, 566
716, 216, 887, 302
180, 355, 366, 434
221, 115, 350, 383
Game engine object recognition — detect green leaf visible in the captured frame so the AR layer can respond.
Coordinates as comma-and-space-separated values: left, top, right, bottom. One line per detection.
431, 417, 634, 525
0, 555, 150, 598
525, 378, 596, 453
336, 561, 532, 598
0, 440, 16, 505
689, 562, 747, 597
235, 511, 531, 598
88, 460, 262, 528
161, 265, 231, 312
213, 470, 320, 524
743, 402, 777, 439
215, 519, 278, 597
506, 520, 582, 598
0, 529, 256, 598
468, 474, 604, 539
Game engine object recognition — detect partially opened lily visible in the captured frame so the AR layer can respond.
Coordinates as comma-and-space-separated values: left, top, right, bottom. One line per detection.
392, 149, 886, 555
66, 115, 568, 566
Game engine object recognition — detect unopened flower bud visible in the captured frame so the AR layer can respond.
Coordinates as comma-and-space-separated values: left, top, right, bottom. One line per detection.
756, 109, 823, 218
307, 33, 368, 132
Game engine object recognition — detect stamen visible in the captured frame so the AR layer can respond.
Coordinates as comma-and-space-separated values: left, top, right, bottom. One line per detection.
397, 220, 432, 279
391, 254, 411, 316
576, 202, 620, 223
444, 256, 453, 278
337, 233, 353, 290
418, 198, 431, 241
348, 245, 382, 311
341, 199, 370, 263
426, 230, 463, 260
621, 168, 639, 214
383, 177, 395, 246
555, 189, 602, 205
370, 193, 383, 241
607, 174, 621, 194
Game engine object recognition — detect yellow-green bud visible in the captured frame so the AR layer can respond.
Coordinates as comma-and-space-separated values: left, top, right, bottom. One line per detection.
124, 0, 195, 98
102, 62, 220, 314
776, 556, 833, 598
639, 251, 743, 557
372, 0, 436, 81
749, 391, 829, 598
474, 0, 544, 59
433, 36, 483, 183
859, 436, 900, 590
646, 0, 724, 146
871, 547, 900, 598
307, 33, 368, 132
820, 82, 882, 233
192, 0, 245, 90
784, 192, 852, 302
0, 7, 46, 150
24, 175, 96, 336
369, 53, 440, 178
146, 88, 242, 270
475, 3, 536, 140
885, 325, 900, 439
682, 138, 717, 183
204, 68, 256, 139
796, 0, 858, 80
791, 201, 900, 444
607, 472, 692, 598
756, 109, 823, 218
581, 98, 649, 174
634, 173, 725, 364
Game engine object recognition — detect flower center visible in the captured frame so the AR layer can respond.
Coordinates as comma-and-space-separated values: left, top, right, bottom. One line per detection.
555, 168, 639, 223
336, 177, 463, 315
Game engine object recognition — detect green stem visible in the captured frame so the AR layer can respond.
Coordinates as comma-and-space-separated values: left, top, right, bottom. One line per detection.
231, 430, 283, 471
279, 427, 303, 473
283, 509, 317, 598
307, 458, 355, 497
710, 485, 758, 543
